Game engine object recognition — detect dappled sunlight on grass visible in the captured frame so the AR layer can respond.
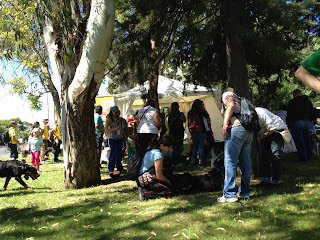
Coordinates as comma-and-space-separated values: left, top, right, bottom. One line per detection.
0, 153, 320, 239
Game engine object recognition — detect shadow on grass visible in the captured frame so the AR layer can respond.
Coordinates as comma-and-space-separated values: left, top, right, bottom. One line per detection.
1, 153, 320, 239
100, 175, 129, 185
0, 188, 65, 198
0, 191, 219, 240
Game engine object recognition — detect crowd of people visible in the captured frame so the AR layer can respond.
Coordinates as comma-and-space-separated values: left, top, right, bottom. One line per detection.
7, 119, 62, 172
5, 48, 320, 202
217, 85, 320, 202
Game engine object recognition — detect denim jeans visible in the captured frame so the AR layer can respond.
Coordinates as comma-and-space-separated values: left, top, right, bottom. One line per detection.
108, 138, 124, 172
8, 143, 18, 160
172, 136, 184, 158
191, 133, 206, 163
223, 126, 253, 198
260, 132, 284, 181
290, 120, 313, 161
96, 133, 103, 165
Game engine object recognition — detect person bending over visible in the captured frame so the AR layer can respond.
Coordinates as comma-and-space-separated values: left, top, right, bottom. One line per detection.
137, 135, 173, 201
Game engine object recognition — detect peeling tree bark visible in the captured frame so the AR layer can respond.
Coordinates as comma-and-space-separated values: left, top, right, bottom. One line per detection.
42, 0, 115, 188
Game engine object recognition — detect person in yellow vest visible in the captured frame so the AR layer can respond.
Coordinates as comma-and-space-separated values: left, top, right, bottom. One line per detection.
8, 121, 19, 160
51, 120, 62, 162
40, 119, 50, 161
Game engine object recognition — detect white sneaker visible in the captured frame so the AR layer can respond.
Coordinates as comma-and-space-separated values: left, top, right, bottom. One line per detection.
217, 196, 238, 203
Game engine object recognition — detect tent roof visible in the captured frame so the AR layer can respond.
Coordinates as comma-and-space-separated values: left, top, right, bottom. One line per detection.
114, 75, 221, 102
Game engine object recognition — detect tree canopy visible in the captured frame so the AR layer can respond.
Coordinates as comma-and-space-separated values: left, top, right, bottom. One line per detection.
1, 0, 320, 188
108, 0, 319, 103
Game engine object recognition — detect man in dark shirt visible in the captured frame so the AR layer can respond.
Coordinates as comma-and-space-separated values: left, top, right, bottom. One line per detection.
286, 89, 314, 161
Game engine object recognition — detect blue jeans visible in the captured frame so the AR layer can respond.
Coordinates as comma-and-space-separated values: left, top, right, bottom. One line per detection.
290, 120, 313, 161
8, 143, 18, 160
223, 126, 253, 198
96, 133, 103, 164
108, 138, 124, 172
260, 132, 284, 181
191, 133, 206, 163
172, 136, 184, 158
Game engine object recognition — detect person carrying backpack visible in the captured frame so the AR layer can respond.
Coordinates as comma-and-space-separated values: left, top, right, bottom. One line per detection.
187, 99, 208, 166
8, 121, 19, 160
51, 120, 62, 162
218, 87, 253, 203
168, 102, 186, 159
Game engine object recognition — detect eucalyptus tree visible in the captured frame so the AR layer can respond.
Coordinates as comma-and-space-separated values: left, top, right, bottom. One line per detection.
107, 0, 207, 100
0, 0, 115, 188
169, 0, 314, 98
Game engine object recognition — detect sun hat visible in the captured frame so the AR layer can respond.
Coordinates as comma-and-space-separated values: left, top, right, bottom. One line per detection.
110, 106, 119, 111
32, 128, 40, 133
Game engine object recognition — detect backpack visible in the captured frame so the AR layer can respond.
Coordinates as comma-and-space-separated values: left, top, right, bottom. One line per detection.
1, 130, 10, 143
168, 113, 184, 137
188, 114, 205, 134
237, 97, 261, 132
126, 149, 147, 180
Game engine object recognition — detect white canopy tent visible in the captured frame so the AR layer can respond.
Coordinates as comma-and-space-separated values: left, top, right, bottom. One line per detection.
113, 75, 224, 141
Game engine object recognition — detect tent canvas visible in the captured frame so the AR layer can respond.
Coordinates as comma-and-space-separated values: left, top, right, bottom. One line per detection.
113, 75, 224, 141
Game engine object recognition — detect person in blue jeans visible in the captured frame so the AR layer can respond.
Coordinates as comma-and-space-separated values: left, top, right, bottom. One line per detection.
187, 99, 209, 166
105, 106, 127, 175
168, 102, 186, 160
8, 121, 19, 160
94, 105, 105, 168
286, 89, 314, 161
218, 88, 253, 203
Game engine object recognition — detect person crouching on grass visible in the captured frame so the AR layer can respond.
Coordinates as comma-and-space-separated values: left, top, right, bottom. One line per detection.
28, 128, 45, 172
137, 135, 173, 201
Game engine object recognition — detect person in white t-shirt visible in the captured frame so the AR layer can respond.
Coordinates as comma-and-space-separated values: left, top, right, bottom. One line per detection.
135, 99, 161, 151
255, 107, 288, 185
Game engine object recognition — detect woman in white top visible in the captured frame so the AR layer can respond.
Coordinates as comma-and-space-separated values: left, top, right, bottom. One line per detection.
135, 99, 161, 151
255, 107, 288, 185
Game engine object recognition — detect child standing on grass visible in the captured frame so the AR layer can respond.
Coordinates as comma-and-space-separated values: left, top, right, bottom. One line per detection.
28, 128, 45, 172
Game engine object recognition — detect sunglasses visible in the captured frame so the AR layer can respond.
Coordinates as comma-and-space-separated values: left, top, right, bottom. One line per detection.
113, 111, 120, 114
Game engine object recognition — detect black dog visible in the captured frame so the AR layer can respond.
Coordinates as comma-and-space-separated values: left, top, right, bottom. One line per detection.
171, 147, 225, 193
0, 160, 40, 190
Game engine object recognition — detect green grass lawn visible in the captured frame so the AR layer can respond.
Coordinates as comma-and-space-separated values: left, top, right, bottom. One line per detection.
1, 152, 320, 240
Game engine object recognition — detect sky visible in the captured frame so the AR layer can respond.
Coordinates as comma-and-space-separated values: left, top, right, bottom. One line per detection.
0, 83, 110, 127
0, 85, 55, 125
0, 59, 111, 126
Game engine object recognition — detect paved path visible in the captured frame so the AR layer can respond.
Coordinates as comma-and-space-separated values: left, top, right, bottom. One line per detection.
0, 145, 9, 159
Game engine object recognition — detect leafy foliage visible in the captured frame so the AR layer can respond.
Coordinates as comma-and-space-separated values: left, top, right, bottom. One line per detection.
108, 0, 319, 104
0, 118, 32, 144
0, 0, 48, 109
107, 0, 207, 91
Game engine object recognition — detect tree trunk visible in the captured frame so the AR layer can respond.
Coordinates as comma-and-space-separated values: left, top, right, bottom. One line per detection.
222, 0, 249, 98
42, 0, 115, 188
148, 64, 159, 102
62, 83, 100, 188
222, 1, 261, 177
